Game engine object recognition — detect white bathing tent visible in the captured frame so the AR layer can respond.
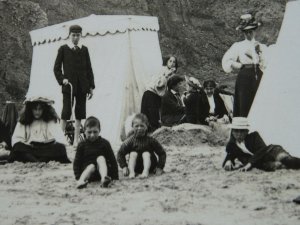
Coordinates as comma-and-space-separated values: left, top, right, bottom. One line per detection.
249, 0, 300, 157
27, 15, 162, 146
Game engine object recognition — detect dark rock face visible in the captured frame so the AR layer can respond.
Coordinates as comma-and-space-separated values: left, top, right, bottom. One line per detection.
0, 0, 285, 103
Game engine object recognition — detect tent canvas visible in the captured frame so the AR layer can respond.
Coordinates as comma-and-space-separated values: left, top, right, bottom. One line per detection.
248, 0, 300, 157
27, 15, 162, 146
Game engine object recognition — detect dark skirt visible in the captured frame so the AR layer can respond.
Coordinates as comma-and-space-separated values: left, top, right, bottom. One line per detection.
9, 142, 71, 163
233, 65, 262, 117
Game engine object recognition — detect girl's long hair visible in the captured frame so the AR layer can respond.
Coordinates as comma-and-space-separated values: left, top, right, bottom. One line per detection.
162, 55, 178, 72
19, 101, 59, 125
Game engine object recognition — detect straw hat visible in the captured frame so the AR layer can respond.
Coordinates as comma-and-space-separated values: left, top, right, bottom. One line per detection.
229, 117, 250, 129
24, 96, 54, 105
186, 76, 201, 89
236, 13, 261, 31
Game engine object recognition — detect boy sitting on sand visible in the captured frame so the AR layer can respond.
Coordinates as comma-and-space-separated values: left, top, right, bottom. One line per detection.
73, 116, 119, 188
117, 113, 166, 179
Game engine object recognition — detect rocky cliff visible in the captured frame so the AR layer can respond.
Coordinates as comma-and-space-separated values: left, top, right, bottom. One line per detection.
0, 0, 285, 103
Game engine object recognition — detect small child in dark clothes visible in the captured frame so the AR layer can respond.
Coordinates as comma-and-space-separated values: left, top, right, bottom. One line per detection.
117, 113, 166, 179
73, 116, 119, 188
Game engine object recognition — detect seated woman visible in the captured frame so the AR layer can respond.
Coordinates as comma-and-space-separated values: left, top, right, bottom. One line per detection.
141, 76, 167, 132
199, 80, 230, 125
183, 76, 202, 124
159, 55, 178, 79
223, 117, 300, 172
9, 97, 70, 163
0, 120, 11, 161
161, 75, 186, 127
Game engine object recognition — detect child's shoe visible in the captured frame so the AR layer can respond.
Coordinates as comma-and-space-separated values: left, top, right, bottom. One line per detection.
76, 180, 88, 189
101, 176, 111, 188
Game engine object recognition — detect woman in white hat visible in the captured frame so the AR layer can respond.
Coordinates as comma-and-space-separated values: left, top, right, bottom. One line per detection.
222, 13, 268, 117
141, 76, 167, 132
9, 97, 70, 163
223, 117, 300, 172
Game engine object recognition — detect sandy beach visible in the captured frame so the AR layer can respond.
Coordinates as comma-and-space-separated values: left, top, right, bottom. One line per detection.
0, 125, 300, 225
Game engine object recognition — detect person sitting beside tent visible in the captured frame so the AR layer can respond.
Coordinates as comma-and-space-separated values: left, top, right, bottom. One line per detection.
0, 120, 11, 161
141, 76, 167, 132
54, 24, 95, 147
9, 97, 70, 163
159, 55, 178, 79
182, 76, 202, 124
222, 13, 267, 117
223, 117, 300, 172
199, 80, 230, 125
2, 101, 18, 137
161, 75, 186, 127
73, 116, 119, 189
117, 114, 166, 179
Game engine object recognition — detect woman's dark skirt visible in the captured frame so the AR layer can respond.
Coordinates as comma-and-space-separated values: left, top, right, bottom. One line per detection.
233, 65, 263, 117
9, 142, 71, 163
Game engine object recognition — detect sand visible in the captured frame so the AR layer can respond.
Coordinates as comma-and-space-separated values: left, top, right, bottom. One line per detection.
0, 125, 300, 225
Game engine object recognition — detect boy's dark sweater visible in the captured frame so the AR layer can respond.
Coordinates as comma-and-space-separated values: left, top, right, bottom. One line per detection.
117, 134, 166, 169
73, 137, 119, 180
54, 44, 95, 94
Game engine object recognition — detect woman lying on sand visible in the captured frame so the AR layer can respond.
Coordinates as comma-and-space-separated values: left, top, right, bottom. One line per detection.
223, 117, 300, 172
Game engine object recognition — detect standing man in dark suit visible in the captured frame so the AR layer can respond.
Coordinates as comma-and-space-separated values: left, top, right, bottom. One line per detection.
54, 25, 95, 147
161, 75, 186, 126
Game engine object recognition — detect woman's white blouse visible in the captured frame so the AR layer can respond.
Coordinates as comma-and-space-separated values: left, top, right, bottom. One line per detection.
12, 120, 66, 146
207, 95, 216, 114
222, 39, 268, 73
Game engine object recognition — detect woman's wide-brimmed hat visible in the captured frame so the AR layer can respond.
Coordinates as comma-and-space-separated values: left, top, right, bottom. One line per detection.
236, 13, 261, 31
186, 76, 202, 89
229, 117, 250, 129
23, 96, 54, 105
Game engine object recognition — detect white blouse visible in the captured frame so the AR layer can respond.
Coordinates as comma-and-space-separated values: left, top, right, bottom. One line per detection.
236, 141, 253, 156
12, 120, 66, 146
207, 95, 215, 114
222, 39, 268, 73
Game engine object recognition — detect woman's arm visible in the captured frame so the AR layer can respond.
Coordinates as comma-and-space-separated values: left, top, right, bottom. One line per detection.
222, 43, 241, 73
11, 123, 27, 146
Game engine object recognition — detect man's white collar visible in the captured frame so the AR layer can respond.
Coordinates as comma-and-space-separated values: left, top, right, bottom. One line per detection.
67, 42, 82, 49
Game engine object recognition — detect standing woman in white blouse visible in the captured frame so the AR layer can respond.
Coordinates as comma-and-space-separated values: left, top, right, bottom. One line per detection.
222, 13, 267, 117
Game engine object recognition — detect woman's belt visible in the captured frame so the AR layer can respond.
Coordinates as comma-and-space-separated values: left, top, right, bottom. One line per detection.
242, 64, 259, 69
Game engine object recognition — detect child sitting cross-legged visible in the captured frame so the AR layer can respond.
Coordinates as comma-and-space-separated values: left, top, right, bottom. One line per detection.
73, 116, 119, 189
117, 113, 166, 179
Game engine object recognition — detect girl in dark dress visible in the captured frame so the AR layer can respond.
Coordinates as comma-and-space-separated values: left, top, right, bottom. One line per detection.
183, 76, 202, 124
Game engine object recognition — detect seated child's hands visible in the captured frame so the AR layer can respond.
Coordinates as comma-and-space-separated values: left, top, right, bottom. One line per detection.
155, 168, 164, 175
238, 163, 252, 172
123, 167, 129, 176
224, 161, 234, 171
